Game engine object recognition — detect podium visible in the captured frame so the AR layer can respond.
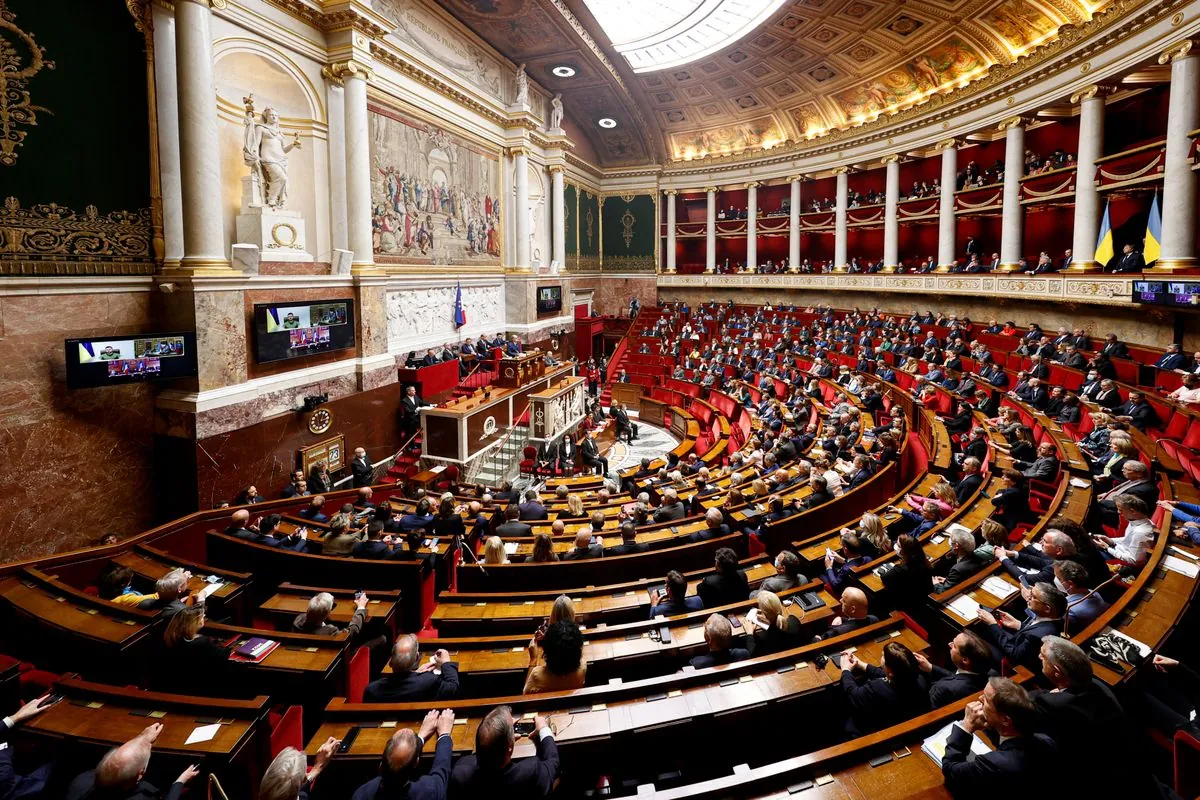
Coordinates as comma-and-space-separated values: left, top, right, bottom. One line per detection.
496, 351, 545, 388
529, 376, 588, 444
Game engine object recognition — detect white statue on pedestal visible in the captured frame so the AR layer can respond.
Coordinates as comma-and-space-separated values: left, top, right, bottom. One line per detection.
242, 96, 301, 209
514, 63, 529, 107
548, 93, 563, 131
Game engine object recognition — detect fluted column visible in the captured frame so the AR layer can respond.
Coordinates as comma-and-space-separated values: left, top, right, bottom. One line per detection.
325, 60, 376, 271
999, 118, 1027, 271
324, 77, 348, 253
705, 186, 717, 272
883, 156, 900, 271
789, 176, 801, 270
745, 182, 758, 272
1068, 85, 1109, 271
936, 139, 958, 271
174, 0, 229, 272
513, 147, 530, 269
834, 168, 849, 270
1153, 41, 1200, 272
550, 166, 565, 269
665, 190, 677, 272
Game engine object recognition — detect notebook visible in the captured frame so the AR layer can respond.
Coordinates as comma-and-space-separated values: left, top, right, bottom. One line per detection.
231, 637, 279, 663
922, 722, 990, 767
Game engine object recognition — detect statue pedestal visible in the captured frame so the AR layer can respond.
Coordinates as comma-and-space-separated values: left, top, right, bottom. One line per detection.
235, 176, 312, 262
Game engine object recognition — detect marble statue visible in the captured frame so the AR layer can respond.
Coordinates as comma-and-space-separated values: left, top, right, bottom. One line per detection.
549, 93, 563, 130
242, 96, 301, 209
515, 63, 529, 107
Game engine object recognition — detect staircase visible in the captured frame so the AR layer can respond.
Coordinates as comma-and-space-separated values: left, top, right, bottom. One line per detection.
470, 424, 528, 486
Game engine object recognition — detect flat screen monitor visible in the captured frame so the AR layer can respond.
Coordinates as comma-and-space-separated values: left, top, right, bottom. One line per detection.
1165, 281, 1200, 308
537, 285, 562, 314
252, 300, 356, 364
65, 332, 198, 389
1132, 280, 1165, 305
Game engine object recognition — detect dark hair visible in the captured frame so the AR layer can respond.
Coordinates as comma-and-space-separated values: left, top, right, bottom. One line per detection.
531, 534, 557, 563
1049, 517, 1095, 554
882, 642, 919, 682
259, 513, 282, 536
714, 547, 739, 576
666, 570, 687, 600
1002, 468, 1025, 485
439, 497, 456, 517
97, 564, 134, 600
776, 550, 800, 578
541, 620, 584, 676
415, 498, 432, 516
475, 706, 514, 771
955, 630, 993, 671
896, 534, 930, 572
987, 677, 1038, 733
620, 522, 637, 542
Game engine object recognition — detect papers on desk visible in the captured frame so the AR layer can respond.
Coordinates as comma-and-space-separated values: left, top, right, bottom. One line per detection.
195, 582, 223, 603
946, 595, 981, 620
1070, 477, 1092, 489
981, 576, 1019, 600
1170, 546, 1199, 561
1164, 555, 1200, 579
946, 523, 972, 537
922, 721, 989, 767
1105, 628, 1152, 659
185, 723, 221, 745
429, 465, 446, 474
504, 542, 518, 556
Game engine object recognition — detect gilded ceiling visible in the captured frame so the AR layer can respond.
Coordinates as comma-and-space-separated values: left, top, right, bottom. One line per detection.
436, 0, 1102, 166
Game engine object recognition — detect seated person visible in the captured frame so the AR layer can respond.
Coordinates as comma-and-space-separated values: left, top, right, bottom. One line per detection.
136, 568, 190, 619
976, 582, 1066, 669
562, 527, 603, 561
65, 720, 201, 800
932, 529, 988, 592
1091, 495, 1155, 567
755, 550, 807, 596
364, 636, 459, 702
745, 590, 803, 656
321, 514, 367, 557
523, 620, 586, 694
352, 709, 455, 800
292, 591, 368, 636
697, 547, 749, 607
881, 534, 935, 610
449, 707, 559, 797
915, 630, 994, 708
157, 604, 230, 692
649, 570, 704, 618
823, 531, 871, 594
653, 489, 686, 523
840, 642, 931, 736
812, 587, 878, 642
688, 614, 751, 668
690, 507, 731, 542
96, 564, 156, 607
298, 495, 328, 522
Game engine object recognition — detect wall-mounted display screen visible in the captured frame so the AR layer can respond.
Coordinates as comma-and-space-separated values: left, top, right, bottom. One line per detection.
65, 332, 198, 389
1132, 280, 1200, 308
252, 300, 356, 363
537, 285, 562, 314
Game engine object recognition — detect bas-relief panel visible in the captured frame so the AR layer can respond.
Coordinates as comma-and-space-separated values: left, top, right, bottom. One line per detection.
369, 104, 501, 266
832, 36, 987, 120
386, 284, 504, 352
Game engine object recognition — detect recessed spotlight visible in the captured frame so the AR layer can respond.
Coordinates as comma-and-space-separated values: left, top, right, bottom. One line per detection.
598, 117, 617, 128
551, 65, 577, 78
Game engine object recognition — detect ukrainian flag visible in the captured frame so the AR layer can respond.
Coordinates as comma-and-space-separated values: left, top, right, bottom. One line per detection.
1094, 200, 1114, 268
1144, 192, 1162, 266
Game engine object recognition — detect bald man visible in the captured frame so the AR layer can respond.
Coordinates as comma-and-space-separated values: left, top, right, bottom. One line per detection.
811, 587, 878, 642
561, 527, 602, 561
363, 635, 459, 703
65, 722, 199, 800
450, 706, 559, 796
352, 709, 455, 800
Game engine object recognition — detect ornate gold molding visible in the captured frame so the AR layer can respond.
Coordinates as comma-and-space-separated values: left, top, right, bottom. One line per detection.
547, 164, 564, 175
880, 155, 900, 165
703, 186, 718, 194
1070, 84, 1117, 103
997, 116, 1032, 131
264, 0, 389, 39
0, 197, 154, 266
324, 59, 375, 82
745, 181, 761, 189
936, 138, 960, 151
1158, 39, 1195, 65
663, 189, 678, 196
831, 166, 850, 175
0, 0, 55, 168
509, 146, 529, 158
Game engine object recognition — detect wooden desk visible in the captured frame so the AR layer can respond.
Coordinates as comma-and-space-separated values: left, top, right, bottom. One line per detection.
257, 583, 402, 635
112, 545, 250, 621
640, 395, 668, 427
611, 382, 644, 408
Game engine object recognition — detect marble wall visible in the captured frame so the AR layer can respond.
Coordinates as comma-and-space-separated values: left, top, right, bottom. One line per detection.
0, 285, 160, 561
573, 275, 657, 318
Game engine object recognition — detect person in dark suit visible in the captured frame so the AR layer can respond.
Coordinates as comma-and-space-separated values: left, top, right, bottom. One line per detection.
401, 385, 434, 438
1090, 460, 1157, 529
942, 677, 1058, 799
697, 547, 749, 607
556, 436, 578, 474
840, 642, 931, 736
517, 490, 548, 521
1014, 441, 1060, 482
364, 636, 460, 703
561, 528, 603, 560
136, 567, 191, 620
580, 430, 608, 476
1100, 333, 1130, 359
953, 459, 984, 504
611, 403, 638, 442
989, 469, 1031, 532
1, 694, 62, 800
649, 570, 703, 618
690, 507, 730, 542
298, 495, 328, 523
605, 523, 648, 557
976, 582, 1066, 669
534, 439, 558, 476
932, 529, 989, 592
350, 447, 372, 488
280, 469, 306, 498
1109, 243, 1145, 273
505, 335, 522, 356
1155, 343, 1189, 371
689, 613, 752, 668
880, 534, 935, 611
812, 588, 878, 642
449, 707, 559, 797
495, 506, 533, 539
64, 720, 201, 800
1114, 391, 1159, 432
353, 709, 455, 800
1091, 379, 1122, 410
916, 631, 994, 708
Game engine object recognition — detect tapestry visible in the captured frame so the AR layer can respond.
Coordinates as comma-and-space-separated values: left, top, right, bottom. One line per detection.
368, 102, 501, 265
564, 182, 577, 262
578, 189, 599, 270
601, 193, 655, 272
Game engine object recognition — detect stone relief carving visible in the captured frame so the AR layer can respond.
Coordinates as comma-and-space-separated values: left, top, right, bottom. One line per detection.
386, 284, 504, 351
372, 0, 502, 99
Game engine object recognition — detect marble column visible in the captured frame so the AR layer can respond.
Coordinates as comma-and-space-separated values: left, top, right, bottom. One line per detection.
549, 166, 565, 270
999, 118, 1027, 271
705, 186, 717, 272
330, 61, 375, 271
665, 190, 677, 272
174, 0, 228, 271
834, 168, 849, 270
1153, 41, 1200, 272
936, 139, 958, 271
1068, 85, 1108, 271
883, 156, 900, 271
789, 176, 801, 271
152, 5, 184, 268
325, 78, 348, 253
745, 182, 758, 272
514, 147, 530, 269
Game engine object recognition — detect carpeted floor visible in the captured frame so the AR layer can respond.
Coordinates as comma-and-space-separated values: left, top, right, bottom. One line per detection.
606, 412, 680, 473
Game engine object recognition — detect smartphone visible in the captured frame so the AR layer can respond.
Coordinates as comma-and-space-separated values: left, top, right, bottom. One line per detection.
513, 719, 537, 737
353, 590, 365, 600
730, 616, 743, 629
39, 693, 64, 708
337, 726, 361, 753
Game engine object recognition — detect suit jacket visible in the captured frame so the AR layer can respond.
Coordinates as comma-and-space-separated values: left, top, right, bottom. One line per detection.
1, 719, 53, 800
697, 571, 749, 608
1092, 387, 1123, 410
1156, 352, 1188, 370
816, 614, 880, 641
1016, 455, 1059, 482
352, 733, 452, 800
351, 456, 373, 488
401, 395, 426, 423
580, 438, 603, 462
450, 730, 559, 798
1111, 251, 1145, 273
653, 502, 686, 523
942, 725, 1057, 800
1117, 401, 1158, 431
363, 663, 460, 703
517, 501, 548, 521
496, 520, 533, 538
64, 771, 184, 800
982, 617, 1062, 669
954, 473, 984, 504
562, 544, 603, 561
928, 666, 989, 708
1102, 341, 1131, 359
605, 541, 649, 557
1100, 478, 1158, 511
841, 666, 930, 735
941, 553, 988, 591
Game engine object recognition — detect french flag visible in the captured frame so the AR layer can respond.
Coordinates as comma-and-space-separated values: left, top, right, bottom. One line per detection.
453, 282, 467, 329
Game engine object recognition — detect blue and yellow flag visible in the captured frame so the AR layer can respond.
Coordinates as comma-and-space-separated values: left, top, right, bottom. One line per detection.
1094, 200, 1114, 267
1144, 192, 1162, 266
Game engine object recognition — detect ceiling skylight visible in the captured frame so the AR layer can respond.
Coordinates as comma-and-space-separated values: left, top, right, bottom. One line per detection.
584, 0, 788, 73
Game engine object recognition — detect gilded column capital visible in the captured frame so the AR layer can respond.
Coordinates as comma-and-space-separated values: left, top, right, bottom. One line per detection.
547, 164, 565, 175
663, 189, 678, 196
880, 155, 901, 165
1069, 84, 1116, 103
788, 174, 805, 183
323, 59, 375, 83
936, 138, 960, 152
703, 186, 718, 194
745, 180, 761, 189
509, 146, 529, 158
1159, 39, 1196, 65
831, 166, 850, 176
997, 116, 1032, 131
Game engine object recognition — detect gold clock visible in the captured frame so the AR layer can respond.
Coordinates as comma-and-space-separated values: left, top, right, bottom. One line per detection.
308, 407, 334, 435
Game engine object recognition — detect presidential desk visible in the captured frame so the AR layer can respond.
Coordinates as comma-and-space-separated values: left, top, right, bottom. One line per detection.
420, 361, 575, 464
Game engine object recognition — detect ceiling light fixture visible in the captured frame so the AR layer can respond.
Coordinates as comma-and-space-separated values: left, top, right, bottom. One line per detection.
551, 65, 577, 78
598, 117, 617, 128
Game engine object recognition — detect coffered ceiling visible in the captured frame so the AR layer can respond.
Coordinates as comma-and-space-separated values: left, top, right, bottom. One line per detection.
435, 0, 1101, 167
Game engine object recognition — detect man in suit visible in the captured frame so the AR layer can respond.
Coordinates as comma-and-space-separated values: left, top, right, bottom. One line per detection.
954, 458, 984, 504
517, 489, 548, 521
653, 490, 687, 523
915, 631, 993, 708
64, 721, 201, 800
353, 709, 455, 800
1155, 343, 1188, 371
1091, 460, 1157, 528
1115, 391, 1159, 432
605, 523, 648, 557
1055, 560, 1109, 632
504, 335, 522, 356
1101, 333, 1130, 359
556, 436, 578, 474
1090, 378, 1123, 410
1110, 243, 1145, 273
297, 495, 328, 524
976, 582, 1066, 669
534, 439, 558, 476
450, 707, 559, 797
689, 614, 752, 668
136, 568, 190, 619
649, 570, 703, 618
611, 402, 638, 442
964, 236, 981, 261
364, 636, 459, 703
1058, 248, 1073, 271
495, 506, 532, 539
942, 678, 1057, 797
690, 507, 730, 543
992, 529, 1077, 588
932, 529, 989, 592
562, 528, 603, 560
280, 469, 306, 498
401, 385, 434, 438
580, 430, 608, 477
2, 694, 62, 799
350, 447, 372, 488
812, 588, 879, 642
1059, 345, 1087, 370
1014, 441, 1060, 481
